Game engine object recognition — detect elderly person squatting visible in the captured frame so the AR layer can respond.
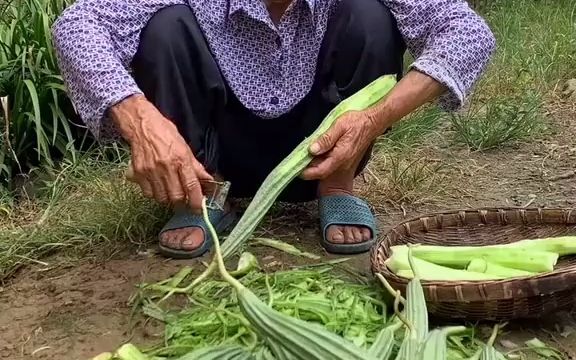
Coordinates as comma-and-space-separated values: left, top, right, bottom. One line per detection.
51, 0, 496, 258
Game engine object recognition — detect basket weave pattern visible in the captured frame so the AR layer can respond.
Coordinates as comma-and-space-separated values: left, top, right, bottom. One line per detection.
370, 208, 576, 321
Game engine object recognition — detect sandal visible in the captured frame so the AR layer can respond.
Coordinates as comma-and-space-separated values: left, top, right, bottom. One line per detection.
158, 205, 237, 259
318, 194, 378, 254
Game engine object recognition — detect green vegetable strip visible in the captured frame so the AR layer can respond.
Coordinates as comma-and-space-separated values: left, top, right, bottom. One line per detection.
466, 258, 535, 278
480, 325, 504, 360
221, 75, 397, 258
387, 251, 503, 281
389, 244, 559, 272
175, 344, 253, 360
503, 236, 576, 256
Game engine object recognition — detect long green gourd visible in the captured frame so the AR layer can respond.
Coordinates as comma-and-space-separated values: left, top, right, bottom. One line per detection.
221, 75, 398, 258
176, 344, 254, 360
417, 326, 466, 360
203, 198, 380, 360
367, 322, 402, 359
395, 248, 428, 360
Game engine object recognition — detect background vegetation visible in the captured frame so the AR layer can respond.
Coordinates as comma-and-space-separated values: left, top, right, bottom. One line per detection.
0, 0, 95, 188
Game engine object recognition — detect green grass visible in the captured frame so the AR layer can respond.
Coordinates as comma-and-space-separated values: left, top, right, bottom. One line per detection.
442, 0, 575, 151
366, 0, 576, 200
0, 147, 169, 280
479, 0, 576, 98
450, 90, 546, 151
0, 0, 88, 186
377, 106, 445, 150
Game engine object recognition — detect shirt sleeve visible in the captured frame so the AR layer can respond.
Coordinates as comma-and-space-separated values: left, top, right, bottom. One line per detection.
51, 0, 185, 139
382, 0, 496, 110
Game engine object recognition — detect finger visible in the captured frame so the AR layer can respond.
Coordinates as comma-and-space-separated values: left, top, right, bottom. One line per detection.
301, 157, 337, 180
191, 158, 214, 181
131, 162, 156, 199
299, 156, 325, 179
309, 122, 346, 156
164, 167, 187, 204
145, 172, 169, 204
178, 164, 204, 213
301, 152, 342, 180
125, 163, 136, 182
138, 178, 155, 199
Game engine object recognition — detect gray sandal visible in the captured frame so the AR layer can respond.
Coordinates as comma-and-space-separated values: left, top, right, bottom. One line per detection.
158, 206, 237, 259
319, 194, 378, 254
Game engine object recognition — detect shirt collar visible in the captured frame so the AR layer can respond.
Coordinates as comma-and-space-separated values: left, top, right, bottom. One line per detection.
228, 0, 316, 22
302, 0, 315, 17
229, 0, 268, 24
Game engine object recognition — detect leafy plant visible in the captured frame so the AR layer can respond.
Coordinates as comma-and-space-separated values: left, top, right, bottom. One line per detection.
450, 91, 545, 151
0, 0, 89, 186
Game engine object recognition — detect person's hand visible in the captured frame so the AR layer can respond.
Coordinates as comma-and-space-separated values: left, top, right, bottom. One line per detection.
301, 110, 382, 180
111, 95, 213, 213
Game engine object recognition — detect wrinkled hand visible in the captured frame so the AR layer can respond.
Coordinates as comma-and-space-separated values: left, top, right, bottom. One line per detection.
301, 110, 382, 180
112, 96, 213, 213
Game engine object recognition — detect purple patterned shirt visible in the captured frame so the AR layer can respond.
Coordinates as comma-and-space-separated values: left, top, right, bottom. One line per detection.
51, 0, 496, 140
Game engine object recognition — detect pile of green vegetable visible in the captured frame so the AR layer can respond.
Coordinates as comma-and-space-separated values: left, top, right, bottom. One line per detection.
386, 236, 576, 281
134, 263, 391, 357
91, 200, 498, 360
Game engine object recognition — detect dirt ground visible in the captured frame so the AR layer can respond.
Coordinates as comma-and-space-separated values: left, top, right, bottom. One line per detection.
1, 102, 576, 360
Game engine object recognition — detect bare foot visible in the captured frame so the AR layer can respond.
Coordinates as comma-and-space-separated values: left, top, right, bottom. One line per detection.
319, 172, 372, 245
160, 227, 206, 251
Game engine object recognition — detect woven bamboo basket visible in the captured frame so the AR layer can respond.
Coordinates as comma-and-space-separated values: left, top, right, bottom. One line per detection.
370, 207, 576, 321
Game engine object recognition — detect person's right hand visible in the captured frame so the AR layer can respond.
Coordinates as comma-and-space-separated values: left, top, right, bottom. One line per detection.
110, 94, 213, 213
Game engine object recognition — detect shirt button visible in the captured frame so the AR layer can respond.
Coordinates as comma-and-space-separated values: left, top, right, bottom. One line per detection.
270, 96, 279, 105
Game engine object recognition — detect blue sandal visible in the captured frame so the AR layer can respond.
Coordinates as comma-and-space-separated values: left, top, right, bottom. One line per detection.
319, 194, 378, 254
158, 205, 237, 259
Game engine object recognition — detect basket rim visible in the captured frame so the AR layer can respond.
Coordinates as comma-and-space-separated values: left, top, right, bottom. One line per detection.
370, 206, 576, 303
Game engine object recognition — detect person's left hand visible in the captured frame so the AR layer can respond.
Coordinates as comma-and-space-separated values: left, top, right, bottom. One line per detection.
301, 110, 382, 180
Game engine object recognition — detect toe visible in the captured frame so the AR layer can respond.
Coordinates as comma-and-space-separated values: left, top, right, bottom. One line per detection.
343, 226, 355, 244
361, 227, 372, 241
351, 227, 364, 243
161, 228, 205, 251
181, 228, 205, 250
161, 230, 180, 249
327, 225, 345, 243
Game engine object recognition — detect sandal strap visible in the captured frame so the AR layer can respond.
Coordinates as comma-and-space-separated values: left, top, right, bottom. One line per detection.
160, 206, 224, 235
319, 194, 377, 236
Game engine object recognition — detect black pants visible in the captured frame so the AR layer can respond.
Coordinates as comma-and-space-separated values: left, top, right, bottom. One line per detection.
131, 0, 405, 203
